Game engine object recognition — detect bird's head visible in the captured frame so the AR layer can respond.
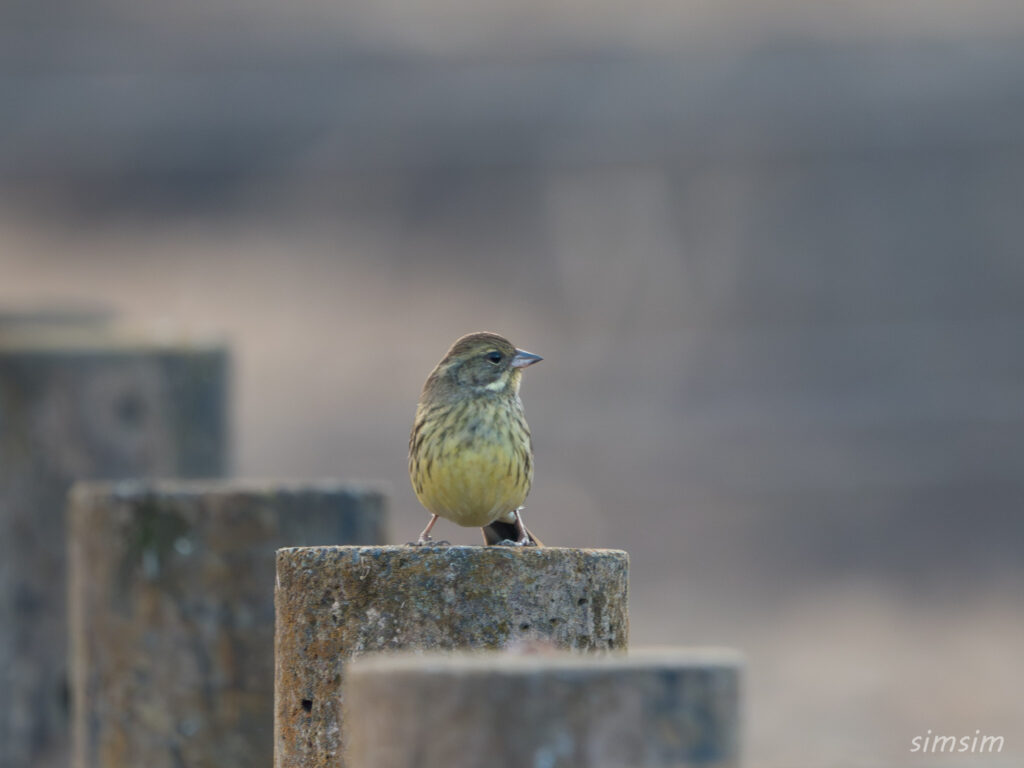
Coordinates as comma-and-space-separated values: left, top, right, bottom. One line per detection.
424, 332, 542, 399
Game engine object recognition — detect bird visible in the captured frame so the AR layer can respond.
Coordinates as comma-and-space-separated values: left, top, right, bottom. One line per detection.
409, 332, 543, 546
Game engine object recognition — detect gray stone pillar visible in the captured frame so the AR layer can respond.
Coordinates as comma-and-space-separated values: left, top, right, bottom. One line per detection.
0, 339, 228, 768
68, 480, 388, 768
275, 545, 629, 768
345, 649, 743, 768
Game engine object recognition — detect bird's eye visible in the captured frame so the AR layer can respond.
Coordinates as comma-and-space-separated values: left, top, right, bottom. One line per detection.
486, 351, 503, 364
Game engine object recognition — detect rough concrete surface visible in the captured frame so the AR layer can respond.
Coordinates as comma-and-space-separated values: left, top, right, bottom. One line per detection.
345, 648, 742, 768
68, 480, 387, 768
275, 545, 629, 768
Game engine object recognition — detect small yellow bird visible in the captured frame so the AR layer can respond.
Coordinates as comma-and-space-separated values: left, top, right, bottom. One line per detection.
409, 332, 543, 546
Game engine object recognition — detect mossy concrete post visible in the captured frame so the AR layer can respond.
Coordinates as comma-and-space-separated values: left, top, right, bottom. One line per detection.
0, 337, 228, 768
345, 649, 743, 768
275, 546, 629, 768
68, 481, 388, 768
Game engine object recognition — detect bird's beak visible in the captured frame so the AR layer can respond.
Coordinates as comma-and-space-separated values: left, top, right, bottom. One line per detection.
511, 349, 543, 368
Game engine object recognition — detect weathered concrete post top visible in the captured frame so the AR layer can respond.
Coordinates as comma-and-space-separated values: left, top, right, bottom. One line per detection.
275, 545, 629, 768
69, 480, 388, 768
345, 648, 743, 768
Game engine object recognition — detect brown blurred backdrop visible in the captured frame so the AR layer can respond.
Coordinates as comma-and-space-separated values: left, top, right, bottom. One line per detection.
3, 2, 1024, 764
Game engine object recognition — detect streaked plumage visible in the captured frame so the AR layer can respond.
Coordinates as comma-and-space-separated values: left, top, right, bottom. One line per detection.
409, 332, 542, 546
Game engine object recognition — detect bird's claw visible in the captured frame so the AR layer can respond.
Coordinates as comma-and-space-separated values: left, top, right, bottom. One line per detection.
494, 537, 536, 547
409, 536, 451, 547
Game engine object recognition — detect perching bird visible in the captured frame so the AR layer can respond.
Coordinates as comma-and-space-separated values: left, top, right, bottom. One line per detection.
409, 332, 543, 546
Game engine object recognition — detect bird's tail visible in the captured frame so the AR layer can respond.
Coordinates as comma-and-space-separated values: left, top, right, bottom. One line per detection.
481, 519, 543, 547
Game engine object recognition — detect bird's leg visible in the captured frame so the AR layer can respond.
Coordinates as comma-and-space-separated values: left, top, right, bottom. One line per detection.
414, 514, 439, 546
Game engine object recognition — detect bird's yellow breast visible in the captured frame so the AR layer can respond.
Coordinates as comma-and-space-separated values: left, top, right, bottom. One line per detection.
410, 400, 532, 528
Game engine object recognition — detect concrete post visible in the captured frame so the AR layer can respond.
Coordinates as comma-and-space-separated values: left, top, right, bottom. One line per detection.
275, 545, 629, 768
0, 338, 228, 768
345, 649, 743, 768
68, 480, 388, 768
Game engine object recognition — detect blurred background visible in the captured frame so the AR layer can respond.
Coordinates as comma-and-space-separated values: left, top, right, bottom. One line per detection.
3, 1, 1024, 765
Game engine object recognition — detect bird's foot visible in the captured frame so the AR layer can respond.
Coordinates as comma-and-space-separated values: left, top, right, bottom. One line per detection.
409, 535, 451, 547
493, 536, 538, 547
411, 514, 447, 546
